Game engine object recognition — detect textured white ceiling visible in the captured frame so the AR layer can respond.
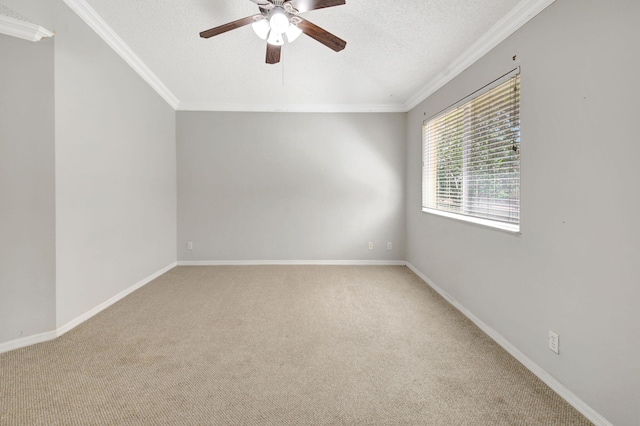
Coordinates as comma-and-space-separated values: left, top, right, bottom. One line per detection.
83, 0, 529, 111
0, 4, 30, 21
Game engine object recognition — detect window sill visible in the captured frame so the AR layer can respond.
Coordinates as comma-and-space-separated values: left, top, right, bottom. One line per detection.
421, 208, 520, 234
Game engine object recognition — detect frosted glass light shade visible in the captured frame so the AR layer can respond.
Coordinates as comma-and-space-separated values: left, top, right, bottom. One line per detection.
285, 24, 302, 42
253, 8, 301, 46
252, 19, 270, 40
267, 30, 284, 46
269, 11, 290, 34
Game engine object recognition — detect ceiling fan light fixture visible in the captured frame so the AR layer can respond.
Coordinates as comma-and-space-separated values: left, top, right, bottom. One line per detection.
285, 24, 302, 43
267, 30, 285, 46
251, 18, 270, 40
269, 9, 290, 34
199, 0, 348, 65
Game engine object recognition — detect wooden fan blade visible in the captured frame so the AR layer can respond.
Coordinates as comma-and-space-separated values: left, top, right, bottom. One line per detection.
297, 18, 346, 52
200, 15, 257, 39
290, 0, 345, 13
266, 44, 281, 64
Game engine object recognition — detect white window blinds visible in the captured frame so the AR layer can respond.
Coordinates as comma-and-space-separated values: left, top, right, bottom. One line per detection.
422, 71, 521, 231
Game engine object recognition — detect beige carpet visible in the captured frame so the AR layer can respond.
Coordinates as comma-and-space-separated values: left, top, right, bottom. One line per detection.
1, 266, 591, 425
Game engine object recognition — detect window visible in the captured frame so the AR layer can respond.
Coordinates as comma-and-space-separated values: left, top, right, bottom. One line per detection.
422, 70, 521, 232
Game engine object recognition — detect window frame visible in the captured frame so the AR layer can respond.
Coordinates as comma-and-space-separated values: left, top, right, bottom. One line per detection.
421, 68, 521, 234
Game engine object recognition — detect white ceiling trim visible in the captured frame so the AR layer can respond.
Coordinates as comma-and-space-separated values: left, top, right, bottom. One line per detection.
177, 102, 407, 113
62, 0, 179, 109
62, 0, 553, 113
402, 0, 556, 112
0, 13, 53, 42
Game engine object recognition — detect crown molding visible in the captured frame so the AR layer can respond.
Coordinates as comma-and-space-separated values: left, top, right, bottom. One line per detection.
182, 0, 555, 113
177, 102, 407, 113
60, 0, 554, 113
0, 14, 53, 42
403, 0, 556, 112
62, 0, 179, 109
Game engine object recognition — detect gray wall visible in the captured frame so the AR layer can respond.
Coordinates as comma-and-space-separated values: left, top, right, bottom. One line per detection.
2, 0, 635, 423
52, 4, 177, 327
177, 112, 406, 262
1, 0, 178, 332
0, 34, 56, 343
405, 1, 639, 424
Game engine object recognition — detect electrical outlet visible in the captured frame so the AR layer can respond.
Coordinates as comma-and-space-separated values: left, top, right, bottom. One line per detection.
387, 242, 392, 251
368, 242, 373, 250
548, 330, 559, 354
187, 241, 193, 250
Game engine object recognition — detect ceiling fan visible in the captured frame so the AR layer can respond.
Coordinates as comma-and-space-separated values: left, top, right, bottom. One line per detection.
199, 0, 347, 64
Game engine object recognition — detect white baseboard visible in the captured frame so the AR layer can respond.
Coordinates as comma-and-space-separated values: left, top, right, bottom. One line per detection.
405, 262, 612, 426
0, 259, 612, 426
57, 261, 177, 336
0, 330, 58, 354
0, 262, 177, 354
177, 260, 406, 266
